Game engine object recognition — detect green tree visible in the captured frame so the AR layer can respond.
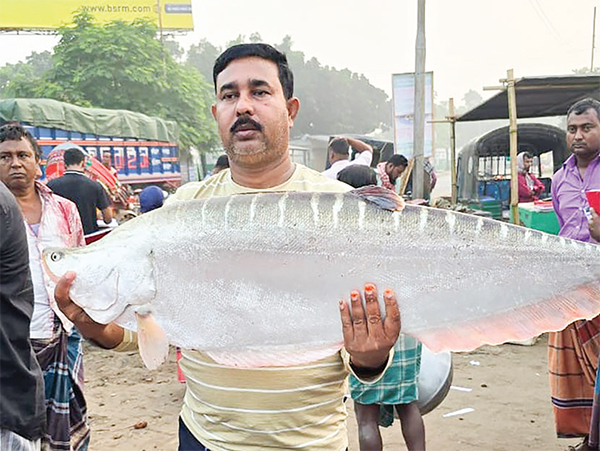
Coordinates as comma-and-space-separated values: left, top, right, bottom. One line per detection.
187, 39, 221, 84
279, 36, 391, 136
572, 66, 600, 74
4, 12, 218, 153
186, 34, 391, 136
0, 51, 53, 98
462, 89, 484, 110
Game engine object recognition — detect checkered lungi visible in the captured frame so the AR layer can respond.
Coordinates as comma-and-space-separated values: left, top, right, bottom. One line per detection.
31, 323, 90, 451
349, 334, 421, 427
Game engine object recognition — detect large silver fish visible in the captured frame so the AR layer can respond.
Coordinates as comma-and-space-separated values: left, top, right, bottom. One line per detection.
42, 187, 600, 369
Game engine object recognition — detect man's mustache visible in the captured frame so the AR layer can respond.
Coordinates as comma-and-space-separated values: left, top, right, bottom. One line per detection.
230, 117, 263, 134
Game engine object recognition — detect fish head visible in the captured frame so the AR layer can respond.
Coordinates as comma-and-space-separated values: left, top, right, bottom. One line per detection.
42, 246, 156, 325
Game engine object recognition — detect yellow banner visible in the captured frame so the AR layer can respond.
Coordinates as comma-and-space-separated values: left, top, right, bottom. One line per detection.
0, 0, 193, 30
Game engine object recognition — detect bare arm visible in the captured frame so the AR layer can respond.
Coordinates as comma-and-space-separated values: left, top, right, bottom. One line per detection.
344, 137, 373, 154
101, 206, 113, 224
55, 272, 124, 349
590, 208, 600, 242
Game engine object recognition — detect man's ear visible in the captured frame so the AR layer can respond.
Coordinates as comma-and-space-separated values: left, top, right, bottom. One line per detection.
287, 97, 300, 127
211, 104, 217, 121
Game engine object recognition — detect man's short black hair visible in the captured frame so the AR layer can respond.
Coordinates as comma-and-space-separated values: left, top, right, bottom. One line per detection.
63, 148, 86, 167
215, 154, 229, 169
387, 154, 408, 168
213, 43, 294, 100
337, 165, 377, 188
522, 151, 534, 159
329, 138, 349, 155
567, 98, 600, 120
0, 122, 42, 160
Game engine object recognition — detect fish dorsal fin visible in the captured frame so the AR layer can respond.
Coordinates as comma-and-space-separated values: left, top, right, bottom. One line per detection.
349, 186, 405, 212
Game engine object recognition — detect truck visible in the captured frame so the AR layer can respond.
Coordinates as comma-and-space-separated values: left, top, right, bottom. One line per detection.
0, 98, 181, 190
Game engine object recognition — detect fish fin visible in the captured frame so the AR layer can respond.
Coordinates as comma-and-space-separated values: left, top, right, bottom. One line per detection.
414, 282, 600, 353
135, 311, 169, 370
349, 186, 405, 211
206, 343, 343, 368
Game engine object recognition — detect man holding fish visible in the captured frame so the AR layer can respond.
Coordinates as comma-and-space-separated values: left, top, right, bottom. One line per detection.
550, 97, 600, 451
53, 43, 401, 451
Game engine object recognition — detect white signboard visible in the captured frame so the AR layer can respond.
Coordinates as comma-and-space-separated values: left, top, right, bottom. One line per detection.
392, 72, 434, 159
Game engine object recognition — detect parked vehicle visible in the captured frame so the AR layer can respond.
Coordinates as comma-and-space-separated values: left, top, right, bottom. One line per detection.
456, 123, 568, 219
0, 98, 180, 221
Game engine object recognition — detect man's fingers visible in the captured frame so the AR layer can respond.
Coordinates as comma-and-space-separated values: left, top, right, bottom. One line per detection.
363, 283, 384, 335
383, 288, 401, 340
54, 271, 76, 308
349, 289, 368, 334
339, 299, 354, 342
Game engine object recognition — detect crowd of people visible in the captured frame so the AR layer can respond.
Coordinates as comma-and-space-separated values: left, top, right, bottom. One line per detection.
0, 42, 599, 451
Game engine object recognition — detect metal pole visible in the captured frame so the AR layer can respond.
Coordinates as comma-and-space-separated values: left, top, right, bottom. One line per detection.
507, 69, 519, 224
157, 0, 167, 79
592, 6, 597, 70
449, 98, 457, 204
413, 0, 426, 199
157, 0, 164, 41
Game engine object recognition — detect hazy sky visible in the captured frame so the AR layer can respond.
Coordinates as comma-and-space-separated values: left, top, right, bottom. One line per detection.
0, 0, 597, 106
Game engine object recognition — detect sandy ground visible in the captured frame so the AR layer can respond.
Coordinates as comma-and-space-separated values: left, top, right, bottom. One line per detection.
83, 335, 583, 451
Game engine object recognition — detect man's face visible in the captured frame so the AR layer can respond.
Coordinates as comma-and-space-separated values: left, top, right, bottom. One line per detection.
386, 163, 406, 184
212, 56, 299, 169
566, 108, 600, 160
102, 153, 112, 166
523, 157, 533, 172
0, 138, 39, 194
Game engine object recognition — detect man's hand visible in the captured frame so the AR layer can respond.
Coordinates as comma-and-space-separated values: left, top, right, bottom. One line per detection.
55, 272, 124, 349
339, 283, 400, 371
590, 208, 600, 242
344, 137, 373, 154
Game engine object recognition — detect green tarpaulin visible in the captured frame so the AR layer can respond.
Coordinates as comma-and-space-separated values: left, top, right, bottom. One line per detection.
0, 98, 178, 143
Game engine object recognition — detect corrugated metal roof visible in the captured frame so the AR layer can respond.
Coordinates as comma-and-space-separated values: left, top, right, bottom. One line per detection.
457, 75, 600, 122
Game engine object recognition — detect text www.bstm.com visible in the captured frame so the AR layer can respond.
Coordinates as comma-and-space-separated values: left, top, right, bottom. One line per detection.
81, 4, 153, 13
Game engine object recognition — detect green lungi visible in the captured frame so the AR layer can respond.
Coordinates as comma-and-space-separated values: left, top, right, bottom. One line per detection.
349, 334, 421, 427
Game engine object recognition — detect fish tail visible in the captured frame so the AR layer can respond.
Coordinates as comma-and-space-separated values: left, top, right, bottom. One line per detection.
414, 282, 600, 353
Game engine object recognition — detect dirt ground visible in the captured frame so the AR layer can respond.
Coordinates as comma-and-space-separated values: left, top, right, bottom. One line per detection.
83, 334, 584, 451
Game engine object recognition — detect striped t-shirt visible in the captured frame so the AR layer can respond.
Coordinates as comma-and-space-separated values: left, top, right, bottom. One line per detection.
171, 164, 365, 450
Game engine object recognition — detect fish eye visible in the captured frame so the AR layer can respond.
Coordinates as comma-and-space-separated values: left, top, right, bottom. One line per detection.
50, 252, 63, 262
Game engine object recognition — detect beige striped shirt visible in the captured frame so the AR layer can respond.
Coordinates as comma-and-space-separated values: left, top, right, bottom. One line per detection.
114, 164, 390, 450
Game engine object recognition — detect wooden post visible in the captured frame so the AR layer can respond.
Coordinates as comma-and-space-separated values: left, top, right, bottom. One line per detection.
413, 0, 426, 199
592, 6, 597, 70
507, 69, 519, 224
400, 159, 414, 196
449, 98, 457, 204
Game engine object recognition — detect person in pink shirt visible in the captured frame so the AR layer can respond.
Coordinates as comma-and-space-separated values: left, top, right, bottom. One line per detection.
517, 151, 545, 202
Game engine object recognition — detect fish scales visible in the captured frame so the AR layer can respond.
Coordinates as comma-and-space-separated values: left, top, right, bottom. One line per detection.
42, 190, 600, 366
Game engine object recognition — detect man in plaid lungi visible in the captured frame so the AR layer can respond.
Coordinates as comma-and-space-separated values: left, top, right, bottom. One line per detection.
349, 335, 425, 451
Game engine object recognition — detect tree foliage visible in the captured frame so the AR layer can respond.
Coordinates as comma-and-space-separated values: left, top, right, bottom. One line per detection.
434, 89, 499, 151
0, 51, 53, 98
186, 34, 392, 136
2, 12, 218, 153
572, 66, 600, 74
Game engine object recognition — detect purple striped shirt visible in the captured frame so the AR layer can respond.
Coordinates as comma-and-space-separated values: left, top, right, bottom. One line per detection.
551, 153, 600, 243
